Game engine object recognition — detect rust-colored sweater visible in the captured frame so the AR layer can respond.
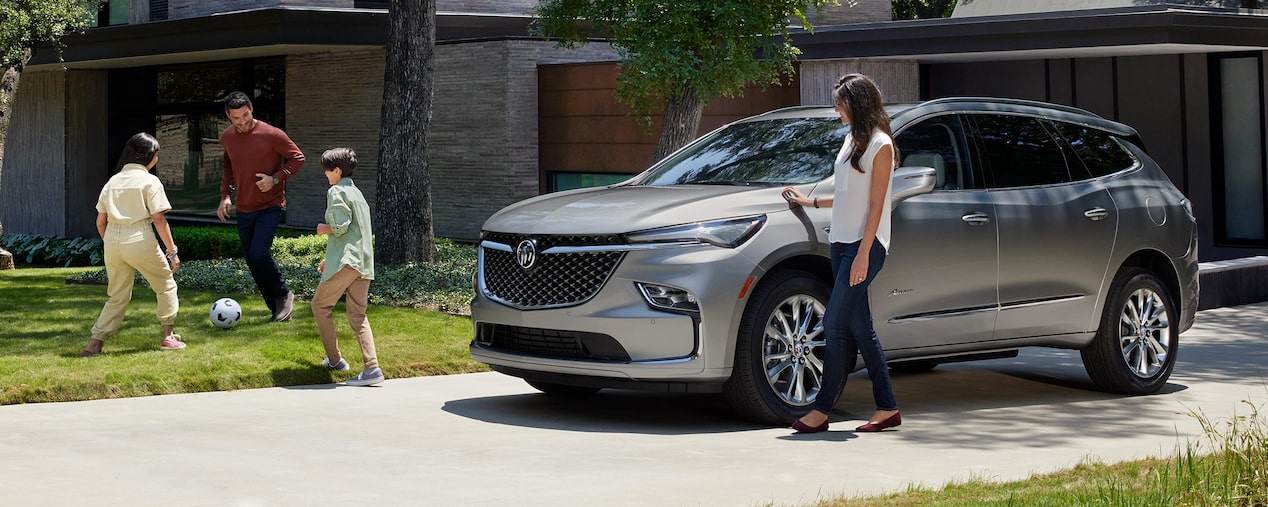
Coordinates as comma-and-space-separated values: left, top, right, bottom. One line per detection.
220, 120, 305, 213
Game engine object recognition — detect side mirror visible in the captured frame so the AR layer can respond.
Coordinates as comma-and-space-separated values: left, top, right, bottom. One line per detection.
892, 164, 943, 206
891, 166, 937, 209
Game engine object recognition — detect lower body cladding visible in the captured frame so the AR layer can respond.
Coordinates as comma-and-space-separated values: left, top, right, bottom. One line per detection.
469, 243, 758, 392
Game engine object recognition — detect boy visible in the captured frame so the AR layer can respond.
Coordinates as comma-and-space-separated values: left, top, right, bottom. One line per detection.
312, 147, 382, 386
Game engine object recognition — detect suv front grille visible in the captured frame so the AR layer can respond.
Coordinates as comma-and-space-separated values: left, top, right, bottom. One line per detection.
481, 233, 626, 309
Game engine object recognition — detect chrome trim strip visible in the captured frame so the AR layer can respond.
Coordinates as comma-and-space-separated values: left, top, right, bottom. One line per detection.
889, 305, 999, 323
479, 239, 701, 254
888, 295, 1085, 324
1000, 295, 1085, 310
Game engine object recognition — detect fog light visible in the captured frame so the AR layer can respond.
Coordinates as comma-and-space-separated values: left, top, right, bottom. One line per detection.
637, 283, 699, 313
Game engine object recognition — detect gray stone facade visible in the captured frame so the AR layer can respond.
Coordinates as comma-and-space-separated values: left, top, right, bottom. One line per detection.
164, 0, 539, 20
806, 0, 893, 25
283, 41, 616, 240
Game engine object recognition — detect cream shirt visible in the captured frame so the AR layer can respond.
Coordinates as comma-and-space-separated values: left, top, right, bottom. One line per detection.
95, 163, 172, 243
828, 130, 895, 251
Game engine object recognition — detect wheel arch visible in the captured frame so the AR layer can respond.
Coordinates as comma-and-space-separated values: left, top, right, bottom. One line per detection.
1113, 249, 1181, 311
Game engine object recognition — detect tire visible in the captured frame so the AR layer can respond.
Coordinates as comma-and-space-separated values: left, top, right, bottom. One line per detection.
1080, 268, 1179, 395
723, 270, 843, 425
890, 359, 938, 374
525, 380, 601, 397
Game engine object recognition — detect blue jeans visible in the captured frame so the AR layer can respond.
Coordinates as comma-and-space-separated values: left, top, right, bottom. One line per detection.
810, 240, 898, 413
236, 206, 290, 308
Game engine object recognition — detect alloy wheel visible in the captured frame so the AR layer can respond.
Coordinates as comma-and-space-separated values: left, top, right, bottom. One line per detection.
1118, 287, 1171, 378
761, 294, 826, 406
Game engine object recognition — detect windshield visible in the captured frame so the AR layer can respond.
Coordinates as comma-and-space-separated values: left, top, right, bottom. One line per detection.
630, 117, 849, 186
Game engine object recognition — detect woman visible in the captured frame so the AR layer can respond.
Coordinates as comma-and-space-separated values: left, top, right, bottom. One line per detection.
81, 133, 184, 356
782, 73, 901, 433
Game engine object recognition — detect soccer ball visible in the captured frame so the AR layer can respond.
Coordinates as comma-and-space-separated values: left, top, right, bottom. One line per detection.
210, 297, 242, 329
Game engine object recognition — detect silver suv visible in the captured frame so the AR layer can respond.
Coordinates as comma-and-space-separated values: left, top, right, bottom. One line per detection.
470, 97, 1199, 424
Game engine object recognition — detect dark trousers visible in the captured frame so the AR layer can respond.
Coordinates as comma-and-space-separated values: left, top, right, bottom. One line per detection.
811, 240, 898, 413
236, 206, 289, 308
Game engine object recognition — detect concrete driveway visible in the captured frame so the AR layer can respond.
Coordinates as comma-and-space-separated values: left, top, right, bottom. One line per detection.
3, 303, 1267, 507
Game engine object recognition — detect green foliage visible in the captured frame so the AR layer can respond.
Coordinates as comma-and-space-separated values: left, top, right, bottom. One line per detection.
534, 0, 836, 126
169, 225, 308, 262
68, 237, 478, 315
0, 233, 102, 266
891, 0, 957, 20
0, 0, 97, 70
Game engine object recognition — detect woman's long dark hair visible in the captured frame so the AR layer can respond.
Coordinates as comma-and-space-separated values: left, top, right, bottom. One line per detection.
115, 132, 160, 172
834, 73, 896, 173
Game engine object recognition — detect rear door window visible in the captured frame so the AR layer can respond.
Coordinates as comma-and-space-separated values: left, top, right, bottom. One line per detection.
1049, 122, 1140, 178
969, 114, 1073, 188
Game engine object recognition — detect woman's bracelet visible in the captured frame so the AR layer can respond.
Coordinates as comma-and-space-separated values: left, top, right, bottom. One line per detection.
812, 197, 819, 208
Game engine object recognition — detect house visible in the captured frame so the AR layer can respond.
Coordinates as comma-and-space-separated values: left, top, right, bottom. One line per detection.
5, 0, 1268, 280
0, 0, 883, 241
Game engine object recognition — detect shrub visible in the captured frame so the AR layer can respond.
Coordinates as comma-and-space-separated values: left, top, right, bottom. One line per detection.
0, 234, 104, 266
67, 237, 479, 315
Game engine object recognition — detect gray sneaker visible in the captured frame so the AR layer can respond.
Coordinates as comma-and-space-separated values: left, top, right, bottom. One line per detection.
346, 367, 385, 386
322, 357, 350, 371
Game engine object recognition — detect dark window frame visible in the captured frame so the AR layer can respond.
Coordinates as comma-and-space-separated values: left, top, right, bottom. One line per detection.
1209, 52, 1268, 247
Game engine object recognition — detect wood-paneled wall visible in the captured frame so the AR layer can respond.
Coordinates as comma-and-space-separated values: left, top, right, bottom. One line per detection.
0, 71, 66, 237
538, 62, 801, 177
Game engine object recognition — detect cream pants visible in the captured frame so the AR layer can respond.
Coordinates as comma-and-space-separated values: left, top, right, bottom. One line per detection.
91, 224, 179, 341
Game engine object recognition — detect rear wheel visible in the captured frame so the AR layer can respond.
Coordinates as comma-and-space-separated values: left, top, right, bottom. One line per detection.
1080, 268, 1179, 394
724, 270, 841, 425
525, 380, 601, 397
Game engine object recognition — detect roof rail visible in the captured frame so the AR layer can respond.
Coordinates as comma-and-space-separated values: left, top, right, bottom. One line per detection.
921, 97, 1101, 118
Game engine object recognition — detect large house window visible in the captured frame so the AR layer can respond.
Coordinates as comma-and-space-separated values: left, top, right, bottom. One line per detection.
1211, 53, 1267, 245
548, 172, 634, 192
109, 58, 286, 218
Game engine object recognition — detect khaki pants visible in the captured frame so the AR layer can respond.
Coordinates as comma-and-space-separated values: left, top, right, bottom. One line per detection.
311, 265, 377, 369
91, 225, 179, 341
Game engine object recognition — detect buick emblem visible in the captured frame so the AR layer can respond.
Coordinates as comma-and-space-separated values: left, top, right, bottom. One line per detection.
515, 239, 538, 270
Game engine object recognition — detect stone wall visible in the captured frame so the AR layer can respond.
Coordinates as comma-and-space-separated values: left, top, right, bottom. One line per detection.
799, 59, 920, 105
283, 40, 617, 240
165, 0, 538, 20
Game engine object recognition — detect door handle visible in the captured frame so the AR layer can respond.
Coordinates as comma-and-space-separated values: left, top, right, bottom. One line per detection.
1083, 207, 1109, 221
962, 212, 990, 226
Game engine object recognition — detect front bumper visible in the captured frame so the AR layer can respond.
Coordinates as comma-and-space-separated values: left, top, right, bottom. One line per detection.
469, 241, 761, 385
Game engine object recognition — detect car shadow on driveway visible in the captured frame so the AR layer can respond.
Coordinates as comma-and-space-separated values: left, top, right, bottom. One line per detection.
442, 312, 1268, 443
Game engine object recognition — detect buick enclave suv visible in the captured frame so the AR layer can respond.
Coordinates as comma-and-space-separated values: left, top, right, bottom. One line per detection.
470, 97, 1199, 424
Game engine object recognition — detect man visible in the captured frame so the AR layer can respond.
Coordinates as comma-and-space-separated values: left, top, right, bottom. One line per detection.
217, 91, 305, 322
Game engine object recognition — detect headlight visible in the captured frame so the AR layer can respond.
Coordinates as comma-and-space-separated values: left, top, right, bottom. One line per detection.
626, 215, 766, 248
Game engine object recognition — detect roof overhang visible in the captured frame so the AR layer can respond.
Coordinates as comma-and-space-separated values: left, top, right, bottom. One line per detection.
27, 7, 536, 71
793, 5, 1268, 63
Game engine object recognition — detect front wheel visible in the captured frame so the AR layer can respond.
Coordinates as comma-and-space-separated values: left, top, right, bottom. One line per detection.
1080, 268, 1179, 394
724, 270, 838, 425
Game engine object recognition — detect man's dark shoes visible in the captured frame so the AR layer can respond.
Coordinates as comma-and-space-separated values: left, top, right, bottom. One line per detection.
271, 290, 295, 322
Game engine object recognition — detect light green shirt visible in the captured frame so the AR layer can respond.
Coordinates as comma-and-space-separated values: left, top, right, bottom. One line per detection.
322, 178, 374, 282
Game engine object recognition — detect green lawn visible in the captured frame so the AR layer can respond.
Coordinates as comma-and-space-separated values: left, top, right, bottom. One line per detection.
0, 267, 485, 405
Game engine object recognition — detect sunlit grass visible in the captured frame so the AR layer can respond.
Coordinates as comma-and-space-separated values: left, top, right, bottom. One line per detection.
796, 400, 1268, 507
0, 267, 485, 405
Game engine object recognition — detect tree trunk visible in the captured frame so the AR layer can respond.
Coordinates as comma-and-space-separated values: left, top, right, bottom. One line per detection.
0, 51, 32, 243
652, 87, 704, 163
375, 0, 437, 265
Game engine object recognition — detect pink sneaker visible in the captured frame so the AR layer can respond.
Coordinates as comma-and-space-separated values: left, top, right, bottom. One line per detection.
160, 335, 186, 350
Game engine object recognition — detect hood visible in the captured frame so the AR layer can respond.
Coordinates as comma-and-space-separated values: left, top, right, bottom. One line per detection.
482, 184, 808, 235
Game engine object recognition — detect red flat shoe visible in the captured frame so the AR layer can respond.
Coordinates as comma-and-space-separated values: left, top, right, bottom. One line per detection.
791, 418, 829, 434
855, 412, 901, 432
